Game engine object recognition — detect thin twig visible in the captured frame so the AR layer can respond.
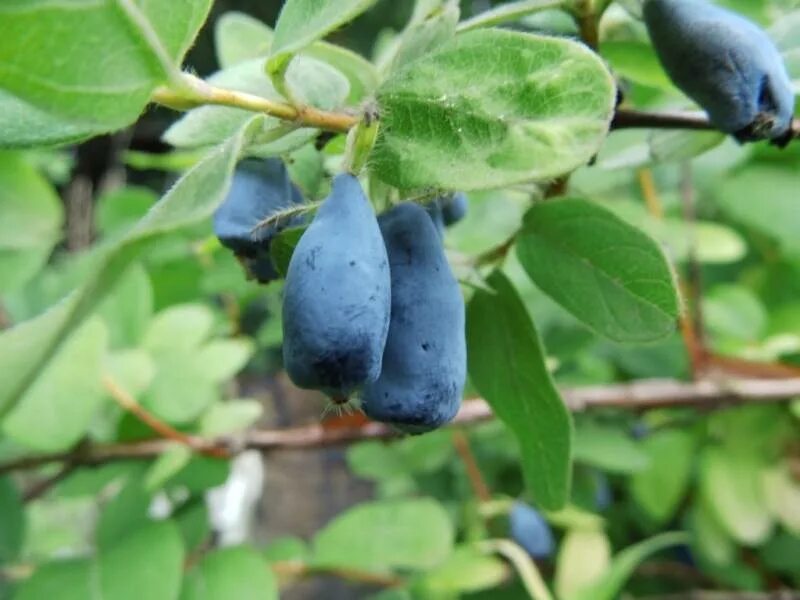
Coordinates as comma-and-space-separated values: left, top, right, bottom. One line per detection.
679, 161, 708, 379
102, 375, 229, 459
3, 377, 800, 474
22, 462, 78, 503
452, 430, 492, 502
613, 110, 800, 139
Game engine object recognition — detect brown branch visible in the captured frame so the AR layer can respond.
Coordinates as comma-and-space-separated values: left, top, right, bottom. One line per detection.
22, 462, 78, 503
102, 375, 230, 459
3, 377, 800, 474
612, 110, 800, 139
452, 430, 492, 502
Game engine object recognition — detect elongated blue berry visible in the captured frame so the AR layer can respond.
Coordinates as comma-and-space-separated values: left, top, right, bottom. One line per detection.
362, 203, 466, 433
644, 0, 795, 145
282, 174, 391, 398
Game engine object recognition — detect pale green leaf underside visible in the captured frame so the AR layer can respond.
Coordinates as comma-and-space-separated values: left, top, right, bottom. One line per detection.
0, 152, 63, 291
268, 0, 378, 72
517, 198, 679, 343
0, 117, 265, 420
466, 270, 573, 510
372, 29, 616, 190
215, 11, 377, 104
0, 91, 101, 149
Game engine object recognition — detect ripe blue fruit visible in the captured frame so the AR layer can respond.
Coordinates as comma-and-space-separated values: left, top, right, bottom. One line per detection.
282, 174, 391, 399
361, 202, 466, 434
441, 192, 468, 226
213, 158, 305, 283
510, 502, 554, 559
644, 0, 795, 145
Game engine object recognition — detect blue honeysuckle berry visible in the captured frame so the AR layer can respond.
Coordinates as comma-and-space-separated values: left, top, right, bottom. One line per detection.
510, 501, 555, 559
361, 202, 466, 434
213, 158, 306, 283
282, 174, 391, 399
644, 0, 795, 145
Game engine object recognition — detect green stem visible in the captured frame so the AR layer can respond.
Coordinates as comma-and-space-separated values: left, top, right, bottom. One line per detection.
478, 539, 554, 600
151, 73, 359, 133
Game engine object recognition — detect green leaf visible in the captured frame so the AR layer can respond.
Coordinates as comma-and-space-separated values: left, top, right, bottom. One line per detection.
762, 465, 800, 535
141, 305, 246, 424
689, 500, 736, 567
572, 532, 688, 600
516, 198, 679, 343
0, 0, 212, 131
630, 430, 694, 525
95, 263, 154, 348
214, 12, 377, 104
164, 57, 347, 149
303, 42, 379, 106
269, 226, 308, 277
347, 432, 454, 481
457, 0, 565, 32
703, 285, 767, 342
0, 117, 263, 422
371, 29, 615, 190
312, 498, 454, 573
413, 547, 507, 596
200, 400, 263, 436
263, 536, 310, 563
105, 350, 156, 397
144, 444, 193, 492
0, 477, 24, 563
648, 129, 726, 163
0, 152, 63, 292
555, 528, 611, 600
19, 522, 184, 600
268, 0, 378, 77
0, 91, 98, 149
599, 40, 674, 90
15, 558, 94, 600
143, 304, 215, 353
183, 546, 277, 600
573, 422, 649, 474
100, 522, 184, 600
96, 186, 158, 239
96, 469, 152, 549
700, 447, 773, 545
391, 4, 459, 72
2, 319, 108, 452
196, 339, 254, 383
466, 270, 573, 510
215, 12, 274, 68
716, 166, 800, 256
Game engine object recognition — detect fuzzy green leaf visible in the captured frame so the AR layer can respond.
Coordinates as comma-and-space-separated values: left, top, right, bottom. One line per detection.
372, 29, 615, 190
